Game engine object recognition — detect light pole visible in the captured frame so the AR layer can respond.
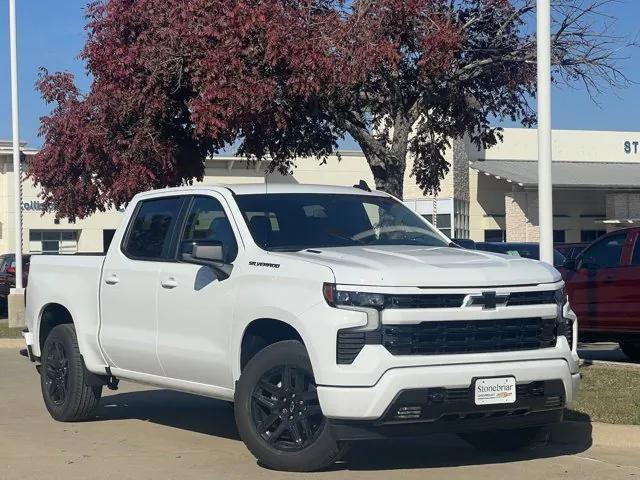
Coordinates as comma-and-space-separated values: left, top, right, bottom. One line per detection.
8, 0, 25, 328
537, 0, 554, 264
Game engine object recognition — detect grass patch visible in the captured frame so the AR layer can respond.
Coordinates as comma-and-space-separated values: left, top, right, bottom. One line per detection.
0, 322, 22, 339
568, 363, 640, 425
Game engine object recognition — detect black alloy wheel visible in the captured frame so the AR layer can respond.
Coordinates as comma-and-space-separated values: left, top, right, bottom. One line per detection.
251, 365, 324, 451
235, 340, 346, 472
40, 323, 102, 422
43, 340, 69, 406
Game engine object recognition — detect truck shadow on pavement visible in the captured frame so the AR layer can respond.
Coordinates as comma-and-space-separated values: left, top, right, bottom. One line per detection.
95, 389, 241, 441
94, 389, 593, 471
341, 415, 593, 471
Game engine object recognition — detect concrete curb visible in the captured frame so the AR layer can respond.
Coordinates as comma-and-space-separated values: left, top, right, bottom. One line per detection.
552, 421, 640, 450
580, 359, 640, 369
0, 338, 24, 349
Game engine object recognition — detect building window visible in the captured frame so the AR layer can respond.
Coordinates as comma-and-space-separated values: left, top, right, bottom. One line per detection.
422, 214, 451, 238
29, 230, 78, 254
581, 230, 606, 243
553, 230, 566, 243
484, 229, 505, 242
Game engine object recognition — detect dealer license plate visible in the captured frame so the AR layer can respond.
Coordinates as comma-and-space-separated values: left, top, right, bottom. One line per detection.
474, 376, 516, 405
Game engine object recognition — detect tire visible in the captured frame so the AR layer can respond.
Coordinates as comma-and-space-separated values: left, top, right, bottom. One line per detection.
40, 324, 102, 422
620, 342, 640, 362
459, 426, 550, 452
234, 340, 346, 472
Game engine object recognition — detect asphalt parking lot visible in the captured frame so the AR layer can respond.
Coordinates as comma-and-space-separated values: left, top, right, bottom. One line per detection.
2, 348, 640, 479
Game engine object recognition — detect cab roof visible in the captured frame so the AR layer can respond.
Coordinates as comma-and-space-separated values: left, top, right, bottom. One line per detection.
226, 183, 387, 196
137, 183, 389, 198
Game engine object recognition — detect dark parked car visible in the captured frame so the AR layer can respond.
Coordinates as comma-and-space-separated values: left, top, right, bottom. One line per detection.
0, 254, 31, 309
561, 228, 640, 361
475, 242, 566, 268
555, 242, 589, 261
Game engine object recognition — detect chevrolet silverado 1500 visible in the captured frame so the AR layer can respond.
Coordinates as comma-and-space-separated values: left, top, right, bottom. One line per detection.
23, 184, 580, 471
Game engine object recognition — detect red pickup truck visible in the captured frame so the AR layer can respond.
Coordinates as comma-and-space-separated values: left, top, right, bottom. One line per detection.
561, 227, 640, 361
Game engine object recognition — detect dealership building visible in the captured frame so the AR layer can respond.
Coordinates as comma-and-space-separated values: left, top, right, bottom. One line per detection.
1, 127, 639, 254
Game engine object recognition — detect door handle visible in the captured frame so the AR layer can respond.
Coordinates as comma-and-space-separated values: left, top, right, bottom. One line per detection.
603, 276, 616, 283
104, 274, 120, 285
161, 277, 178, 289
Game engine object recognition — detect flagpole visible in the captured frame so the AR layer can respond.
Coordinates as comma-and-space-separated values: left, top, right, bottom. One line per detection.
8, 0, 25, 327
537, 0, 554, 264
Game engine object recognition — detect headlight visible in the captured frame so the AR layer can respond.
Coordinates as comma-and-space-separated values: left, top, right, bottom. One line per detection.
554, 287, 567, 309
555, 286, 574, 349
323, 283, 385, 309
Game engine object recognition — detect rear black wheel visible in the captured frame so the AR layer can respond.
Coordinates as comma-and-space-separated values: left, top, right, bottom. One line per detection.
40, 324, 102, 422
620, 342, 640, 362
234, 340, 346, 471
460, 426, 550, 452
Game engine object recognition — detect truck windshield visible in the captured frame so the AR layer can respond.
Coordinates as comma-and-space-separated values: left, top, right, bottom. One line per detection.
235, 193, 450, 251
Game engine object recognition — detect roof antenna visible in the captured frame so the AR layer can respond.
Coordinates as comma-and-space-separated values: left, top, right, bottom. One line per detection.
353, 179, 371, 192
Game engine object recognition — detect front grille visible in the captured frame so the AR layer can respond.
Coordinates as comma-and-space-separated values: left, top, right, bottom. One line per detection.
336, 317, 558, 364
382, 290, 559, 309
386, 294, 465, 309
507, 290, 556, 306
382, 317, 557, 356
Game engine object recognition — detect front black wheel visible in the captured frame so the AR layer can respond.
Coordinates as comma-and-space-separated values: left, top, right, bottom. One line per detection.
460, 426, 550, 452
40, 324, 102, 422
234, 340, 346, 471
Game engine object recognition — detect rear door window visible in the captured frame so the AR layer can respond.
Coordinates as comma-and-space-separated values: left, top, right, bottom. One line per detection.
632, 236, 640, 266
124, 197, 184, 260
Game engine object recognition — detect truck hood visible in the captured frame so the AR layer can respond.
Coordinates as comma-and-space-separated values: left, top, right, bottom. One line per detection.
274, 245, 561, 287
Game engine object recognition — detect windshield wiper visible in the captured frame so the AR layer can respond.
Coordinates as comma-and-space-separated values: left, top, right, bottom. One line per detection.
326, 230, 365, 245
268, 246, 306, 252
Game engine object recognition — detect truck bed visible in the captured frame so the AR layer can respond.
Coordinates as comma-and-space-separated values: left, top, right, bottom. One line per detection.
25, 254, 108, 370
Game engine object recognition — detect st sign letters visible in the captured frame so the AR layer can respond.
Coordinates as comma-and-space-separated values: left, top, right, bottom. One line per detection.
624, 141, 639, 155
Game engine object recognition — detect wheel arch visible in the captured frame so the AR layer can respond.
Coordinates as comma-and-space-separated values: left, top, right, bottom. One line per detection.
238, 318, 306, 373
38, 302, 74, 352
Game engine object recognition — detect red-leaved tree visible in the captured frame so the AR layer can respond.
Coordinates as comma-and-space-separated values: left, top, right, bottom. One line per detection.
30, 0, 633, 219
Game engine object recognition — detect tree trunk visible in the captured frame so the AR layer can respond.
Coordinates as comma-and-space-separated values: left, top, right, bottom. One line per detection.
366, 117, 410, 199
368, 155, 406, 199
344, 113, 410, 199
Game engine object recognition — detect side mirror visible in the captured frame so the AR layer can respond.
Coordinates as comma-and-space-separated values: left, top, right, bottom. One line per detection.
181, 240, 232, 279
193, 242, 225, 263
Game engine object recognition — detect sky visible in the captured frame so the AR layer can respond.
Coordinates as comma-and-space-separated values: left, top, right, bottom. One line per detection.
0, 1, 639, 149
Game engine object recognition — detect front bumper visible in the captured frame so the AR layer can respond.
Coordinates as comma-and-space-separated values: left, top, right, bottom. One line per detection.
330, 409, 565, 441
318, 359, 580, 421
21, 328, 38, 362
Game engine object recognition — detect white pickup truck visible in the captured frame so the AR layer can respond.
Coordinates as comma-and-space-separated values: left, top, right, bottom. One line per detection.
23, 183, 580, 471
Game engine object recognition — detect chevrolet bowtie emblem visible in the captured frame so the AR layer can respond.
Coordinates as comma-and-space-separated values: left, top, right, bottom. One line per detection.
471, 291, 509, 309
